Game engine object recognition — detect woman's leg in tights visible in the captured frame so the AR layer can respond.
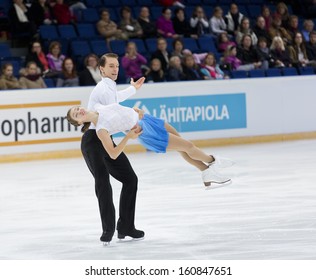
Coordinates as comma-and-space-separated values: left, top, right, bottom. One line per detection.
164, 123, 213, 171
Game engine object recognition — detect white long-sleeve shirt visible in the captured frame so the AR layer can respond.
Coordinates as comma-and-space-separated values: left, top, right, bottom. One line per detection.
210, 16, 227, 35
88, 77, 136, 129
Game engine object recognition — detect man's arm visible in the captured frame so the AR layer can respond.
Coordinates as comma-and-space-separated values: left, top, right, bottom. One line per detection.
117, 77, 145, 103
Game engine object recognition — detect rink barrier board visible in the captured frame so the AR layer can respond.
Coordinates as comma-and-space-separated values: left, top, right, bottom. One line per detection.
1, 131, 315, 163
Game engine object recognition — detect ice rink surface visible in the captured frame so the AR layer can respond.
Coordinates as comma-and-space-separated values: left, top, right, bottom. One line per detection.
1, 139, 316, 260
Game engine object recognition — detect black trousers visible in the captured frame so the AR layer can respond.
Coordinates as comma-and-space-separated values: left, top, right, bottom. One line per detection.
81, 129, 138, 234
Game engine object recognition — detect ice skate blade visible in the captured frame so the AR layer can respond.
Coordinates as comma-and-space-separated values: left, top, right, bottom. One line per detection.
117, 236, 145, 243
204, 180, 232, 190
102, 241, 111, 246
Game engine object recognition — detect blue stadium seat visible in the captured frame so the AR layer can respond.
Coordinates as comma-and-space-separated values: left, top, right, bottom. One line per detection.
85, 0, 103, 8
299, 67, 315, 76
265, 68, 282, 77
184, 6, 196, 19
0, 43, 11, 58
248, 69, 265, 78
230, 70, 248, 79
82, 8, 99, 23
39, 25, 59, 40
234, 0, 250, 4
186, 0, 202, 4
58, 25, 78, 39
197, 37, 217, 53
90, 40, 110, 56
121, 0, 137, 6
109, 40, 127, 56
247, 5, 262, 19
182, 38, 200, 53
44, 78, 55, 88
137, 0, 154, 5
103, 0, 121, 7
282, 67, 298, 76
76, 23, 99, 39
71, 41, 92, 57
203, 0, 218, 5
145, 38, 157, 53
150, 7, 163, 21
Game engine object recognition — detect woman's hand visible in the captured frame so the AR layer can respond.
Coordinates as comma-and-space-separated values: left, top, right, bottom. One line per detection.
126, 127, 143, 139
130, 77, 145, 89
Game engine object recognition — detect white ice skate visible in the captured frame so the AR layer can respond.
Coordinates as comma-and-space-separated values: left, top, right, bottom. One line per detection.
202, 165, 231, 187
211, 156, 235, 168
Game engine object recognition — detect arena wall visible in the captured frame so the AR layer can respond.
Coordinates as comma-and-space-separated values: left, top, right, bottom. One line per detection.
1, 76, 315, 162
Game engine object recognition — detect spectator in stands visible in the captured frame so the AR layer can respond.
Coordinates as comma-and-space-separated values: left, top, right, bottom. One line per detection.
25, 41, 49, 75
79, 54, 101, 86
171, 38, 185, 59
274, 2, 290, 29
236, 17, 258, 46
182, 54, 207, 81
145, 58, 166, 83
64, 0, 86, 20
151, 37, 171, 72
288, 32, 310, 67
269, 16, 292, 46
223, 45, 255, 71
46, 41, 65, 75
96, 9, 128, 42
261, 5, 272, 32
256, 37, 275, 68
217, 32, 236, 53
122, 41, 148, 82
56, 57, 79, 87
225, 3, 243, 36
157, 7, 179, 39
172, 7, 196, 39
119, 6, 143, 39
237, 34, 268, 70
210, 6, 227, 38
9, 0, 37, 37
270, 36, 292, 67
190, 6, 209, 37
253, 16, 271, 45
306, 31, 316, 62
301, 19, 315, 42
137, 6, 157, 39
157, 0, 185, 9
29, 0, 55, 29
167, 55, 185, 81
51, 0, 75, 25
286, 15, 300, 40
0, 63, 22, 90
200, 53, 225, 80
19, 61, 47, 89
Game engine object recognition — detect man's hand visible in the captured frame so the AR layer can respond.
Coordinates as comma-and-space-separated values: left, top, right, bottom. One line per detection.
130, 77, 145, 89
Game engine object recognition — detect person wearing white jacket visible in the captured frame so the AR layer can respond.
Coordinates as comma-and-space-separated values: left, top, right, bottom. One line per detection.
210, 6, 227, 37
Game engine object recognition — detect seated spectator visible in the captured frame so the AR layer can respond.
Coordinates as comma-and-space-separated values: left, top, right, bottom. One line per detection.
306, 31, 316, 62
210, 6, 227, 38
190, 6, 209, 37
79, 54, 101, 86
122, 41, 148, 82
167, 55, 185, 81
25, 41, 49, 75
51, 0, 75, 25
223, 45, 255, 71
96, 9, 128, 42
171, 38, 185, 58
19, 61, 47, 89
64, 0, 86, 21
137, 6, 157, 39
270, 36, 292, 67
286, 15, 300, 41
236, 17, 258, 46
200, 53, 226, 80
302, 19, 315, 42
157, 7, 179, 39
269, 16, 292, 46
29, 0, 55, 29
119, 6, 143, 39
237, 34, 268, 70
157, 0, 185, 8
0, 63, 22, 90
8, 0, 37, 37
182, 54, 207, 80
46, 41, 65, 75
288, 32, 310, 67
172, 7, 196, 38
225, 3, 243, 36
218, 32, 236, 53
56, 57, 79, 87
274, 2, 290, 29
151, 37, 171, 72
256, 37, 275, 68
261, 5, 272, 32
253, 16, 270, 45
145, 58, 166, 83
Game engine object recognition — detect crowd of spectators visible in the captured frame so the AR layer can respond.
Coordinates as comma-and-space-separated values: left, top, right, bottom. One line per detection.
1, 0, 316, 90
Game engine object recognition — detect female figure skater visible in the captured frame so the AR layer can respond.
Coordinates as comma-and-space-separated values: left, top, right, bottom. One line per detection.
67, 103, 231, 187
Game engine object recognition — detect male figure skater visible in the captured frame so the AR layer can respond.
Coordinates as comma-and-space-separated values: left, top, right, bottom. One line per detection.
81, 53, 145, 245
